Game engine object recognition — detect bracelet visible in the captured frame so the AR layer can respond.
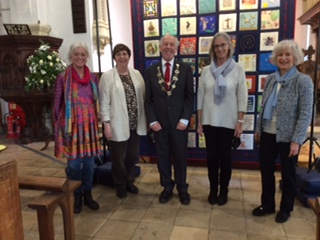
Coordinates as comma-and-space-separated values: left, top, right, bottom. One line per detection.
103, 121, 110, 124
238, 119, 244, 124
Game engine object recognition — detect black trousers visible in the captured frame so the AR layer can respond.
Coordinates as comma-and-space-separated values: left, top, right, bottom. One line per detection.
203, 125, 234, 195
154, 127, 188, 193
259, 132, 297, 213
109, 131, 139, 188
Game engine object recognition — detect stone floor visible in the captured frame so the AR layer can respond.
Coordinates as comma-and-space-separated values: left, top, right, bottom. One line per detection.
0, 133, 317, 240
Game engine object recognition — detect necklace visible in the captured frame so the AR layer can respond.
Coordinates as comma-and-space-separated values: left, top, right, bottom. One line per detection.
157, 63, 180, 96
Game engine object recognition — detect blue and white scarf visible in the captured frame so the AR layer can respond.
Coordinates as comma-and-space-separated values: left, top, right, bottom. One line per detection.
263, 66, 297, 120
210, 58, 236, 104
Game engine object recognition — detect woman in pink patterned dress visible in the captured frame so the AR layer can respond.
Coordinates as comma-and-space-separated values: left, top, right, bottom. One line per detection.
54, 42, 100, 214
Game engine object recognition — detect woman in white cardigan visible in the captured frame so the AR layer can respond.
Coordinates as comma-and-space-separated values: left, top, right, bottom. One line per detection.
99, 44, 147, 198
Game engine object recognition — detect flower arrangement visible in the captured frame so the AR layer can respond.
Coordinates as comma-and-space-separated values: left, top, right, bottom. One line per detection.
25, 40, 67, 92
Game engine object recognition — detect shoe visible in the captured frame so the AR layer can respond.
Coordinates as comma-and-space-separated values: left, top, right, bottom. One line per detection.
275, 211, 290, 223
217, 195, 228, 206
159, 190, 173, 203
116, 186, 127, 198
252, 206, 275, 216
179, 192, 190, 205
208, 191, 217, 205
126, 184, 139, 194
83, 191, 100, 210
73, 193, 82, 214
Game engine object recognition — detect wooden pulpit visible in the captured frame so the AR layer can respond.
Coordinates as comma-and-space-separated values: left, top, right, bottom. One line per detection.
0, 35, 63, 143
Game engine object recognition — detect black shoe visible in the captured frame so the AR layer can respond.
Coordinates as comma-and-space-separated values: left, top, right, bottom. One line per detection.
275, 211, 290, 223
126, 184, 139, 194
116, 186, 127, 198
74, 194, 82, 214
179, 192, 190, 205
208, 191, 217, 205
252, 206, 275, 216
83, 191, 100, 210
217, 195, 228, 206
159, 190, 173, 203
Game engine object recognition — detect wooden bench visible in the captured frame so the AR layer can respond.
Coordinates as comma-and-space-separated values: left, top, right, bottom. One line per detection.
308, 197, 320, 240
0, 159, 80, 240
19, 176, 80, 240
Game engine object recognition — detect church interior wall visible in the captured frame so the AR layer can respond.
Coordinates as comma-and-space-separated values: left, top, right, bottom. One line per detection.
0, 0, 315, 122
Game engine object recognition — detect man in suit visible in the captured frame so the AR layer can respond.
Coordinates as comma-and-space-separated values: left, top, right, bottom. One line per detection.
145, 34, 194, 205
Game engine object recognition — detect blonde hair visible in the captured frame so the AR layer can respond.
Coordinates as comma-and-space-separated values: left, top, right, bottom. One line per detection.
67, 41, 90, 62
209, 32, 234, 61
269, 40, 304, 66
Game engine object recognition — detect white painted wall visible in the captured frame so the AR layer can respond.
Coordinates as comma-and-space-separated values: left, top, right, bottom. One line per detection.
295, 0, 314, 49
45, 0, 94, 68
92, 0, 134, 73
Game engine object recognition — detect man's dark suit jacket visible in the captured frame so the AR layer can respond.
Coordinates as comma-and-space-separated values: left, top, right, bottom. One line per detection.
144, 60, 194, 129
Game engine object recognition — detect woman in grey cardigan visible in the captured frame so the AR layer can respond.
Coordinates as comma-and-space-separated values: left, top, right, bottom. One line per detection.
252, 40, 313, 223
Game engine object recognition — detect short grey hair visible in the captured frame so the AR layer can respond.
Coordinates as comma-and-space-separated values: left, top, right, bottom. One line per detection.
269, 39, 304, 66
209, 32, 235, 61
67, 41, 90, 62
159, 34, 180, 48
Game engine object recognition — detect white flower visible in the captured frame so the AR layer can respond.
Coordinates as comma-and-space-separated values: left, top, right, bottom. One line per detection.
25, 41, 66, 92
39, 44, 50, 51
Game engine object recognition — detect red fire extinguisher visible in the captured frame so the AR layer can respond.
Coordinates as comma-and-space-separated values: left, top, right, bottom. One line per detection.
15, 116, 21, 139
5, 112, 16, 139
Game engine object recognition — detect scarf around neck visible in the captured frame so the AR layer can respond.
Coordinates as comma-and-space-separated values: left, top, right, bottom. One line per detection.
210, 58, 236, 104
64, 65, 99, 135
263, 66, 297, 120
72, 65, 90, 85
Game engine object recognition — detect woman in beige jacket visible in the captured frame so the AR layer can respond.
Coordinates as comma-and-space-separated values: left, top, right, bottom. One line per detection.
99, 44, 147, 198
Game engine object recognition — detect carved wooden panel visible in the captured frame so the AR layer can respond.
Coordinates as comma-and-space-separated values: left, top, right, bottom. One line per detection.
0, 160, 24, 240
0, 35, 63, 94
0, 36, 62, 142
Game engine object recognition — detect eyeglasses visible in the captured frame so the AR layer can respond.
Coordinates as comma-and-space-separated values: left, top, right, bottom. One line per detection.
213, 43, 228, 50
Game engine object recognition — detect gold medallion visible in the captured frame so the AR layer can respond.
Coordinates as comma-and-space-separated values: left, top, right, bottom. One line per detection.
157, 63, 180, 96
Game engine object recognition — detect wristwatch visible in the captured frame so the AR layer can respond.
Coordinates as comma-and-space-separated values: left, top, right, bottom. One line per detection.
238, 119, 244, 124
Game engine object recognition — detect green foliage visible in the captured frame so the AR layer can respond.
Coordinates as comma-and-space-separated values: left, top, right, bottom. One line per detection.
24, 40, 66, 92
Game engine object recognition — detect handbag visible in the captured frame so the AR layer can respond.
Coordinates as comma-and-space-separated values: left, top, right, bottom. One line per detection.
231, 137, 241, 149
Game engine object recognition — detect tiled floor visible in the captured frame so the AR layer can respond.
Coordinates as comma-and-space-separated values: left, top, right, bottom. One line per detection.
0, 133, 317, 240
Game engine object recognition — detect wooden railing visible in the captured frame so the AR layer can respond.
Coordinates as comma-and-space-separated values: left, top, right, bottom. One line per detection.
19, 176, 81, 240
